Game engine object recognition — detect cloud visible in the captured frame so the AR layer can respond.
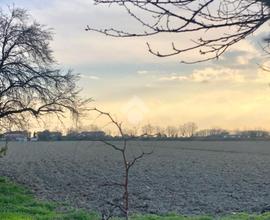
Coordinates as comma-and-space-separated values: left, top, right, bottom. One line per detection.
137, 70, 149, 75
80, 74, 100, 80
158, 68, 246, 83
159, 75, 188, 81
212, 39, 261, 68
191, 68, 246, 83
230, 39, 259, 56
232, 50, 257, 66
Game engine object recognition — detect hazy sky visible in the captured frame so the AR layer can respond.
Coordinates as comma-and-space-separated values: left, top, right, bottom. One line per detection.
3, 0, 270, 130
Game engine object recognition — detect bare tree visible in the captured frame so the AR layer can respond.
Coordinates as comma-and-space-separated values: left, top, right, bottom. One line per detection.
179, 122, 198, 137
87, 0, 270, 63
0, 7, 88, 130
89, 124, 101, 131
207, 128, 229, 136
186, 122, 198, 137
179, 124, 188, 137
92, 108, 153, 220
166, 125, 178, 138
124, 126, 139, 137
195, 128, 229, 137
154, 125, 166, 137
141, 123, 154, 136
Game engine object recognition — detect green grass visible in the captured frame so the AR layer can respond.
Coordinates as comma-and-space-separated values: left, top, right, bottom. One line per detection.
0, 177, 98, 220
0, 177, 270, 220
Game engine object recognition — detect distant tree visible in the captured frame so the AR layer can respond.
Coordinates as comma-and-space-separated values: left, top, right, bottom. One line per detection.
87, 0, 270, 63
208, 128, 229, 137
141, 124, 154, 136
37, 130, 51, 141
179, 122, 198, 137
89, 124, 100, 131
66, 129, 80, 140
154, 126, 166, 137
179, 124, 188, 137
0, 7, 88, 130
195, 128, 229, 138
236, 129, 269, 138
166, 126, 178, 138
104, 128, 113, 137
124, 126, 139, 137
37, 130, 62, 141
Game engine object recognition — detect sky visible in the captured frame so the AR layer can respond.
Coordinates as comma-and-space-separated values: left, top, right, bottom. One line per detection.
2, 0, 270, 131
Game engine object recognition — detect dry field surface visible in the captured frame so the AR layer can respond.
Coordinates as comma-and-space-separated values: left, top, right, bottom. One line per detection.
0, 141, 269, 215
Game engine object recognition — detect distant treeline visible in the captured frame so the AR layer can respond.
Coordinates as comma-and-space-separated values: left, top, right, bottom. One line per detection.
2, 127, 270, 141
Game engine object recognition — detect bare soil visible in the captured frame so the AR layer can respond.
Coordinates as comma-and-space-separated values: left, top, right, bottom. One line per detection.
0, 141, 269, 215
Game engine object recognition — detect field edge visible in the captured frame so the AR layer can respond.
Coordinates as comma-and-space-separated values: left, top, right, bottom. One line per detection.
0, 176, 270, 220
